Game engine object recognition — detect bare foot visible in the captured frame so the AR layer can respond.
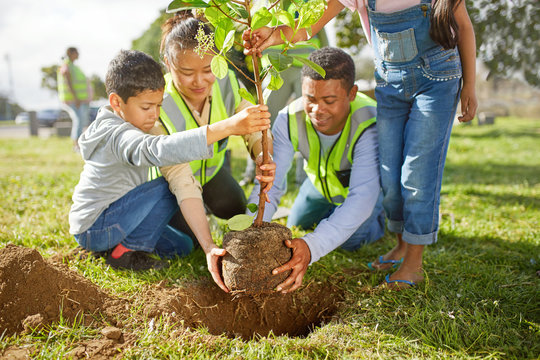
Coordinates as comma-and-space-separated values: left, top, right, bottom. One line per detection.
368, 238, 407, 271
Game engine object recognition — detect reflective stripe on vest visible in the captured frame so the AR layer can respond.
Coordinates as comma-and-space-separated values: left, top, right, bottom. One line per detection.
57, 59, 88, 102
288, 93, 377, 205
150, 70, 240, 185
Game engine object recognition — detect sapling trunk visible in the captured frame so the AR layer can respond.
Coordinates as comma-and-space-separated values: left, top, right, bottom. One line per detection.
245, 0, 269, 227
251, 58, 269, 227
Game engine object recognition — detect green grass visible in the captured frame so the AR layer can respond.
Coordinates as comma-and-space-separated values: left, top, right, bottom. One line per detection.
1, 117, 539, 359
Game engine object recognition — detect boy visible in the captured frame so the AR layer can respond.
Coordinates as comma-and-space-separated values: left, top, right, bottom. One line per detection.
69, 50, 271, 275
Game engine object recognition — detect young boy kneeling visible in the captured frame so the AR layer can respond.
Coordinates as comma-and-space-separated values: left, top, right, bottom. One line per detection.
69, 50, 270, 273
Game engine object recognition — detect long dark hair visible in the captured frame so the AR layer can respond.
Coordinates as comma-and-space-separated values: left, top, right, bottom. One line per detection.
160, 10, 212, 62
430, 0, 462, 49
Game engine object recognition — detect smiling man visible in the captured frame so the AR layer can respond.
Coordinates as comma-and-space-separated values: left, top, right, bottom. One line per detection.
248, 47, 385, 293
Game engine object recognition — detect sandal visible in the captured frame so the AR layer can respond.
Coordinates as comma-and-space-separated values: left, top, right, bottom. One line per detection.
367, 255, 403, 271
384, 274, 416, 287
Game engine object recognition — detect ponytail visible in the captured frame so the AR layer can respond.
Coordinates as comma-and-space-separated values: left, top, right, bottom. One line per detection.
430, 0, 461, 49
160, 10, 213, 62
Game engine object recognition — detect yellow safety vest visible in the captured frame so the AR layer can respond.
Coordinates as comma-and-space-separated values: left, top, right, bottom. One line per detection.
57, 59, 88, 102
149, 70, 241, 185
288, 93, 377, 205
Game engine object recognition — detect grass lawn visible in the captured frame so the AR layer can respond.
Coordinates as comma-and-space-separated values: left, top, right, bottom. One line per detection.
0, 116, 538, 359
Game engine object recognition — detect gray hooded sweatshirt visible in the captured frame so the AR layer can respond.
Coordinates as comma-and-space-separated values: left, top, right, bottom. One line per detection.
69, 106, 213, 234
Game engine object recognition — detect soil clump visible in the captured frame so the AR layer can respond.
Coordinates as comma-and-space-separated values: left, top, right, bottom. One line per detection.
0, 244, 125, 336
222, 222, 292, 294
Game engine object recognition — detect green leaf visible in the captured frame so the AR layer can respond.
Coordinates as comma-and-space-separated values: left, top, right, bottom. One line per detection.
215, 27, 235, 53
292, 55, 326, 78
166, 0, 210, 13
222, 29, 235, 53
227, 214, 254, 231
297, 0, 325, 29
246, 203, 259, 213
275, 10, 295, 29
211, 55, 229, 79
227, 3, 249, 18
268, 68, 284, 91
204, 6, 226, 27
239, 88, 256, 105
268, 53, 294, 72
279, 30, 290, 47
251, 8, 273, 30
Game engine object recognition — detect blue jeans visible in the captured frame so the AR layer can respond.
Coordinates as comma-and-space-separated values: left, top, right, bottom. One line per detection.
287, 179, 385, 250
75, 177, 193, 258
375, 49, 461, 245
66, 102, 90, 141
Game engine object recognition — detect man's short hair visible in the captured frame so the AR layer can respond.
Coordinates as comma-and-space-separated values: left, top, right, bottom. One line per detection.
105, 50, 165, 103
301, 47, 355, 90
66, 47, 78, 56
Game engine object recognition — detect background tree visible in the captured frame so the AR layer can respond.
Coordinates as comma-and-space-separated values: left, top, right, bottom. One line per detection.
131, 10, 173, 62
468, 0, 539, 87
0, 93, 24, 120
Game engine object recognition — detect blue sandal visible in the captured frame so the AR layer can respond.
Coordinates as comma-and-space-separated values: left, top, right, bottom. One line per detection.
384, 274, 416, 287
367, 255, 403, 270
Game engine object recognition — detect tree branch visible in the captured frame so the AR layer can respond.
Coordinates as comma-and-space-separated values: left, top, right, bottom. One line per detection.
225, 57, 257, 85
210, 2, 249, 26
268, 0, 281, 11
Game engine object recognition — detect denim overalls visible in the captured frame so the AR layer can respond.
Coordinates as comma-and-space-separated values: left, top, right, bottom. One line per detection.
368, 0, 462, 245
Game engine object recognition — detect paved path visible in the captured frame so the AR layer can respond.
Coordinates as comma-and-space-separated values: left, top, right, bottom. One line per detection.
0, 125, 55, 139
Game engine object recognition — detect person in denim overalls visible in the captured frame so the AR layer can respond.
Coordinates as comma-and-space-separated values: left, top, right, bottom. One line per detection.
243, 0, 477, 289
366, 0, 476, 288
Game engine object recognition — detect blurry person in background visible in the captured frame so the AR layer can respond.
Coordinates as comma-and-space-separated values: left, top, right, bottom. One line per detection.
58, 47, 91, 152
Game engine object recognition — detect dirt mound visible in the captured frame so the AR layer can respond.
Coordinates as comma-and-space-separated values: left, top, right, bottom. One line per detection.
0, 244, 125, 336
222, 222, 292, 294
1, 244, 346, 356
141, 277, 344, 340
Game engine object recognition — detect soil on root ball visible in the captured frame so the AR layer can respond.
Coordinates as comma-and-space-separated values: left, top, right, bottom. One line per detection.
222, 222, 292, 294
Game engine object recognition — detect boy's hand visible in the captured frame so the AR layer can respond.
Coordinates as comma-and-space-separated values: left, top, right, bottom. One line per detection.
205, 246, 229, 293
242, 27, 277, 57
255, 153, 276, 195
229, 105, 271, 136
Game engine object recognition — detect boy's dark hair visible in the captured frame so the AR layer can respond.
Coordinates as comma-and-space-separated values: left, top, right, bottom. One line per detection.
301, 47, 355, 91
105, 50, 165, 103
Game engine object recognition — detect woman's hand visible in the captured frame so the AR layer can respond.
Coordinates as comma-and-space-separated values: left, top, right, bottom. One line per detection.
205, 245, 229, 293
255, 153, 276, 196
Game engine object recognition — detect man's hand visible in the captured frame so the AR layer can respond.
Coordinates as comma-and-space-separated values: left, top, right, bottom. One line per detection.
206, 246, 229, 293
273, 238, 311, 294
242, 27, 277, 57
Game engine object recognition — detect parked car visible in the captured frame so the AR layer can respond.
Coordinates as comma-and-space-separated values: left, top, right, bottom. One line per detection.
37, 109, 71, 127
15, 112, 30, 124
14, 109, 71, 127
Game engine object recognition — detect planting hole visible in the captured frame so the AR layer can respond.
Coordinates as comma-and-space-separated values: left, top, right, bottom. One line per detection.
143, 278, 345, 339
